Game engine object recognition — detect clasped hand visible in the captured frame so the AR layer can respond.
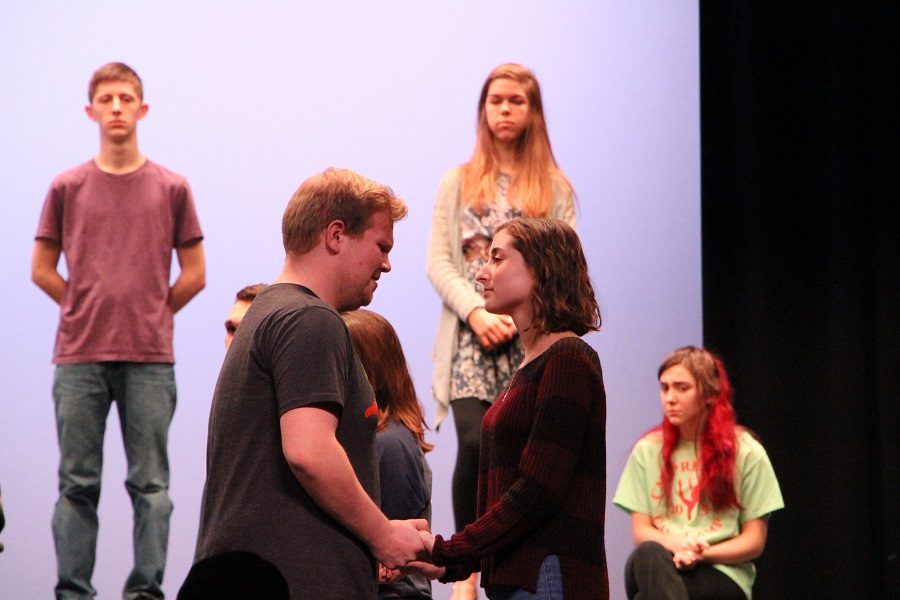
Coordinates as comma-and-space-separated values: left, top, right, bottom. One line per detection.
672, 532, 709, 571
468, 308, 516, 351
378, 526, 446, 582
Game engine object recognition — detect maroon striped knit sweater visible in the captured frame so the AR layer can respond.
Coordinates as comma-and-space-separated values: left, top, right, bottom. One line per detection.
433, 337, 609, 599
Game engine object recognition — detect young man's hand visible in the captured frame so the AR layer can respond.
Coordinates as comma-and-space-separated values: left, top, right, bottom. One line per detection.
372, 519, 430, 569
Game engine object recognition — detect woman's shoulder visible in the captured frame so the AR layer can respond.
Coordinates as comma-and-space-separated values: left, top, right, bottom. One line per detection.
546, 335, 595, 357
550, 170, 575, 198
439, 165, 465, 187
536, 337, 600, 374
635, 429, 664, 448
377, 419, 419, 452
434, 167, 466, 207
735, 427, 771, 459
540, 335, 601, 369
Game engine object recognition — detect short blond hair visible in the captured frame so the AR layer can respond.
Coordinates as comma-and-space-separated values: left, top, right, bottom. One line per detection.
282, 167, 407, 255
88, 62, 143, 101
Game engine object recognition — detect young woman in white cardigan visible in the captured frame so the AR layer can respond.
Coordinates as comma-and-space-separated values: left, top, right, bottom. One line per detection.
425, 63, 576, 600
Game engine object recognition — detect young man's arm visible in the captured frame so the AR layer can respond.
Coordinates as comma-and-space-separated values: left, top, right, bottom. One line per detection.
31, 239, 66, 304
280, 406, 428, 569
170, 240, 205, 313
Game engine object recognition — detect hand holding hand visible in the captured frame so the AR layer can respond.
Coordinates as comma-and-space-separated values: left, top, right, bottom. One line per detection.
467, 308, 516, 350
378, 563, 403, 584
417, 529, 435, 557
402, 560, 446, 580
372, 520, 429, 569
673, 549, 701, 571
684, 531, 709, 554
670, 531, 708, 570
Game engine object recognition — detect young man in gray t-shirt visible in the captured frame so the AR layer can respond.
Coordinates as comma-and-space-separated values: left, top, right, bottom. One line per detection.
195, 168, 427, 599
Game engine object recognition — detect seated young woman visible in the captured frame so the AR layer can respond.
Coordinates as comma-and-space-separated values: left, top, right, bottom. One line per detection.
613, 347, 784, 600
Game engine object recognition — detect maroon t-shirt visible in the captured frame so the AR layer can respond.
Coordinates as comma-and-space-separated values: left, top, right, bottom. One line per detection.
35, 159, 203, 364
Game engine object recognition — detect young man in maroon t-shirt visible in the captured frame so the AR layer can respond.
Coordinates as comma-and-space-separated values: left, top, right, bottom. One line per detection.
31, 62, 205, 600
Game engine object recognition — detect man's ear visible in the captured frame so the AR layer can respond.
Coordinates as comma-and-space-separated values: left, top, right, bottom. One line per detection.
85, 104, 96, 121
323, 219, 346, 254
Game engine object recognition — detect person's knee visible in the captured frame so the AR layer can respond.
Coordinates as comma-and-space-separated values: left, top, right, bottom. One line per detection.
125, 477, 170, 497
456, 429, 482, 457
59, 480, 101, 505
452, 399, 486, 455
628, 541, 671, 570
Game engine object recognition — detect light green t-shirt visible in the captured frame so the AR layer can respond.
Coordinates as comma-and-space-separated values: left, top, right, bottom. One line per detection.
613, 430, 784, 599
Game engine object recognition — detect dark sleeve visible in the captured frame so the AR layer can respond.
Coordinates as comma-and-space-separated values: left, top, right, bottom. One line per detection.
436, 558, 481, 583
256, 306, 352, 416
433, 345, 605, 566
376, 424, 428, 520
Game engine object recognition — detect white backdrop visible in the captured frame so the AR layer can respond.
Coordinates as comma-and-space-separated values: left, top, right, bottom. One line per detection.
0, 2, 700, 598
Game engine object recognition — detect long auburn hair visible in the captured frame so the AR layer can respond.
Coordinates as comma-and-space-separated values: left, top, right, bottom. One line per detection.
461, 63, 573, 216
341, 310, 433, 453
655, 346, 740, 512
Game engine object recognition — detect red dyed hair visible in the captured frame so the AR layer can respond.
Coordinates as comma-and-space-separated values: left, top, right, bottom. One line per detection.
656, 346, 741, 512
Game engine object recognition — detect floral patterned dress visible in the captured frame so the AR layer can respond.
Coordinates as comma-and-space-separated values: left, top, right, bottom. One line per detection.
450, 174, 525, 404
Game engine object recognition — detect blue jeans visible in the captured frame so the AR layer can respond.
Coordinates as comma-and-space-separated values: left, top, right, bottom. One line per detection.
52, 363, 176, 600
488, 554, 564, 600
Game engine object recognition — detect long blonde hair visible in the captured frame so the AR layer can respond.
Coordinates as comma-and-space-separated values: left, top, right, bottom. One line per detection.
461, 63, 573, 215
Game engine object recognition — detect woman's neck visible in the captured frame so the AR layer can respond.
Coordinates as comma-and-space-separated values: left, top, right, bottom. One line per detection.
494, 143, 519, 176
518, 327, 578, 367
677, 415, 708, 442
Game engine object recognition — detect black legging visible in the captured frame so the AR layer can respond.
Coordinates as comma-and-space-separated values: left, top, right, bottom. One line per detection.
450, 397, 491, 532
625, 541, 746, 600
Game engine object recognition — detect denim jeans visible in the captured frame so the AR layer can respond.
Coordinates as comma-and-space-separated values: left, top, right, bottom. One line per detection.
488, 554, 564, 600
52, 362, 176, 600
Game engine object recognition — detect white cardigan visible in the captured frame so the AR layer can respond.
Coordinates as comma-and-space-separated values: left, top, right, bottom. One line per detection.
425, 167, 576, 428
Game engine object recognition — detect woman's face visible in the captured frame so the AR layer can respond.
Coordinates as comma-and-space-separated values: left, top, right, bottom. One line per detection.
484, 78, 530, 146
476, 230, 535, 317
659, 364, 709, 439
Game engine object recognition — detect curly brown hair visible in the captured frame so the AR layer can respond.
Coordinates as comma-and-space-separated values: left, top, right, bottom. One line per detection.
496, 218, 600, 336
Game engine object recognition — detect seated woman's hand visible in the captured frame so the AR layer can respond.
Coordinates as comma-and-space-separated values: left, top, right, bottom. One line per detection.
673, 549, 701, 571
683, 532, 709, 555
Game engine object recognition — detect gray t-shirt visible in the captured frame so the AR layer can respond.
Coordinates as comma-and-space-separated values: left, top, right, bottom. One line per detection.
196, 284, 380, 599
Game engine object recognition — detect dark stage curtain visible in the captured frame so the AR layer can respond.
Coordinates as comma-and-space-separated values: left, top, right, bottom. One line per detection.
700, 2, 898, 598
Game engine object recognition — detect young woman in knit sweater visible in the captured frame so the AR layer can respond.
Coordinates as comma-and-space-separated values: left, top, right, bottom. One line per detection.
416, 218, 608, 600
425, 63, 576, 600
